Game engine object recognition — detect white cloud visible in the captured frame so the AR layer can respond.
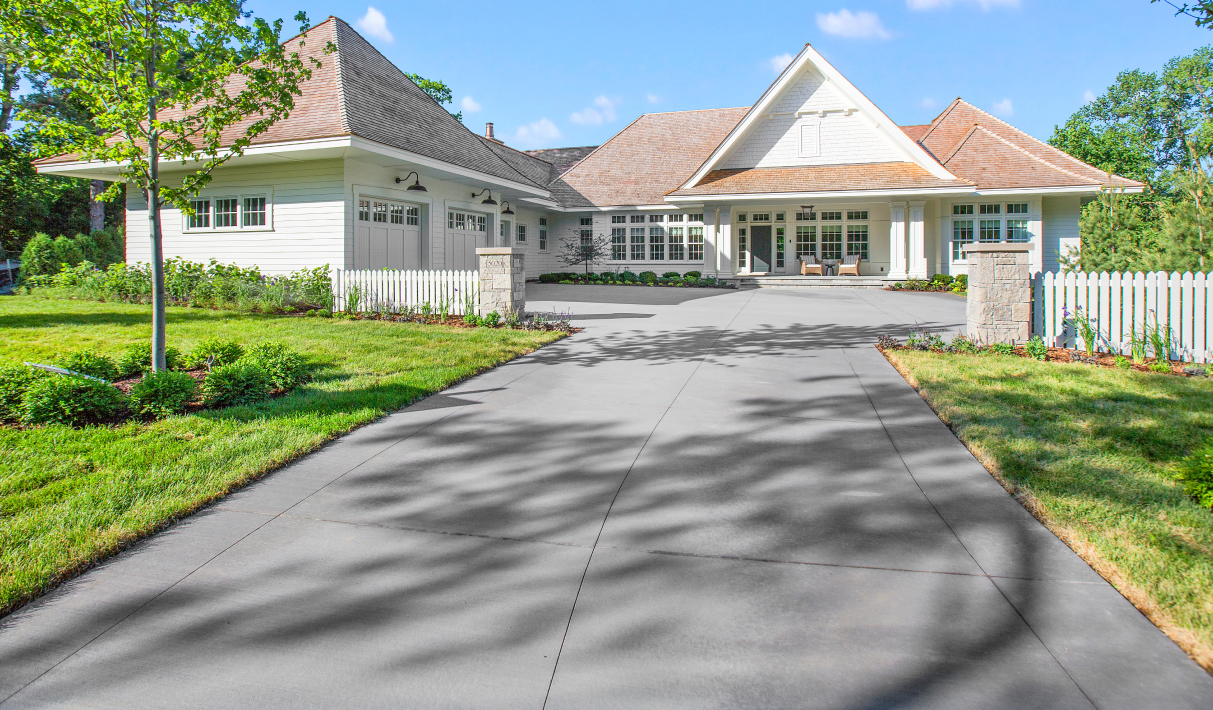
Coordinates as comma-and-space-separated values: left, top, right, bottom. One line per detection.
355, 7, 393, 43
647, 93, 662, 104
514, 118, 562, 149
1083, 89, 1097, 103
816, 9, 892, 40
570, 95, 618, 126
770, 53, 794, 74
920, 97, 938, 109
460, 96, 481, 113
991, 98, 1014, 116
907, 0, 1018, 9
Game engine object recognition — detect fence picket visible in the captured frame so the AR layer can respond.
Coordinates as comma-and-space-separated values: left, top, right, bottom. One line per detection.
332, 268, 480, 317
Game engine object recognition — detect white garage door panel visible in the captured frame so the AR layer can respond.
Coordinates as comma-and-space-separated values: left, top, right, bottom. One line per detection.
354, 198, 422, 270
446, 210, 488, 272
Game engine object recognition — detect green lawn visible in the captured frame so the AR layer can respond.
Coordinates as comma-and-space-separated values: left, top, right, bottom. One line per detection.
0, 295, 564, 616
887, 348, 1213, 670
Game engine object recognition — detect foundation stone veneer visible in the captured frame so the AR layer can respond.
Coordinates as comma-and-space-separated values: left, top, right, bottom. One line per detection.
965, 242, 1034, 344
477, 247, 525, 318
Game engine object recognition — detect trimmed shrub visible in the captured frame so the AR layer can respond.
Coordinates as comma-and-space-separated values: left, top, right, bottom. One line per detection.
54, 351, 120, 381
186, 337, 243, 369
538, 273, 560, 283
200, 361, 271, 408
21, 375, 127, 426
662, 271, 681, 279
130, 370, 198, 419
482, 311, 501, 327
684, 271, 701, 279
639, 271, 658, 284
117, 342, 183, 377
0, 364, 48, 422
241, 341, 309, 391
1180, 443, 1213, 509
620, 270, 637, 283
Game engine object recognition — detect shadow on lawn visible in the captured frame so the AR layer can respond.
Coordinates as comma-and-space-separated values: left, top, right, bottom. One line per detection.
0, 315, 1083, 708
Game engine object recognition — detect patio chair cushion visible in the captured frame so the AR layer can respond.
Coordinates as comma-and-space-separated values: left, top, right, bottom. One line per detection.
842, 255, 860, 266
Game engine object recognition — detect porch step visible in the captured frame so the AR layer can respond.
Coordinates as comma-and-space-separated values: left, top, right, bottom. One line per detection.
725, 275, 892, 290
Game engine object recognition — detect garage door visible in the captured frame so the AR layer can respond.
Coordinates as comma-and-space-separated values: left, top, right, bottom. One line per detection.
446, 210, 488, 271
354, 198, 422, 270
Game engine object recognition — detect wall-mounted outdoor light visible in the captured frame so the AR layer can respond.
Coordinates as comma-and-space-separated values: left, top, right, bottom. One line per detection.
473, 188, 497, 206
500, 200, 514, 216
395, 171, 427, 192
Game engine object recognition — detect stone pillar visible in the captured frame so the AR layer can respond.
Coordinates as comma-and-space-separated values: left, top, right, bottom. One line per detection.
908, 200, 927, 278
965, 242, 1034, 344
888, 201, 907, 279
477, 247, 525, 318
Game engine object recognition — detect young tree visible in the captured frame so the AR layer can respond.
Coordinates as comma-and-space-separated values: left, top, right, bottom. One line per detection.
405, 73, 462, 122
556, 229, 611, 275
4, 1, 328, 371
1074, 190, 1153, 272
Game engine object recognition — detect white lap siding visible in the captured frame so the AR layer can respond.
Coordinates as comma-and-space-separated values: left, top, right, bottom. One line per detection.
1042, 195, 1081, 274
125, 159, 346, 275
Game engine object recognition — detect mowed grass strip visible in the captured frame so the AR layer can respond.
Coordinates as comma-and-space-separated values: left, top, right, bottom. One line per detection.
0, 296, 565, 615
887, 348, 1213, 669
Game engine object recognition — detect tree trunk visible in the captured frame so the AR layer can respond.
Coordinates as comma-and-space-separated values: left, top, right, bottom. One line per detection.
89, 180, 105, 232
147, 116, 166, 372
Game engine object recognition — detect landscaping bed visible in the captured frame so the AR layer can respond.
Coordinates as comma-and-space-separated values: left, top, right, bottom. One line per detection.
881, 343, 1213, 670
535, 270, 735, 288
0, 295, 566, 617
888, 273, 967, 294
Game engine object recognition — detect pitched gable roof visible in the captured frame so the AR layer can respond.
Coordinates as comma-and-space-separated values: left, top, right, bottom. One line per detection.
523, 146, 598, 174
38, 17, 547, 191
915, 99, 1144, 191
553, 107, 749, 207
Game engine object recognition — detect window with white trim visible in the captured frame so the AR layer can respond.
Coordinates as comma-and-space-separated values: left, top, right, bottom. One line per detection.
500, 219, 511, 245
580, 217, 593, 226
630, 214, 645, 223
775, 212, 785, 222
517, 224, 527, 243
775, 227, 785, 268
796, 225, 816, 260
821, 225, 842, 260
979, 203, 1001, 215
611, 215, 626, 223
953, 219, 974, 260
979, 219, 1001, 243
1007, 219, 1031, 242
189, 199, 210, 229
737, 213, 747, 222
1007, 203, 1028, 214
215, 198, 238, 228
649, 226, 665, 260
539, 217, 548, 250
668, 227, 685, 260
649, 214, 664, 223
953, 204, 974, 215
630, 227, 646, 259
796, 211, 816, 221
846, 210, 868, 221
611, 227, 626, 260
738, 228, 748, 269
688, 213, 704, 222
243, 197, 266, 226
750, 213, 771, 222
846, 224, 868, 260
820, 211, 842, 222
667, 214, 684, 223
688, 226, 704, 261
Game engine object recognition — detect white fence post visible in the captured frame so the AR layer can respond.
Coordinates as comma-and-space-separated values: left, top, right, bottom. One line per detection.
1031, 270, 1212, 363
331, 268, 481, 318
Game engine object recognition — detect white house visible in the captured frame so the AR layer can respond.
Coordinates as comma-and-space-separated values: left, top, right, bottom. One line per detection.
38, 17, 1143, 282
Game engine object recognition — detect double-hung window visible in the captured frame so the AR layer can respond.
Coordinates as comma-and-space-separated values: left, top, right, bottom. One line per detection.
668, 227, 685, 260
243, 197, 266, 226
189, 199, 211, 229
846, 226, 869, 260
630, 227, 646, 259
215, 198, 239, 228
517, 224, 527, 243
796, 225, 816, 260
820, 225, 842, 260
953, 219, 975, 260
649, 226, 665, 260
611, 228, 627, 260
539, 217, 548, 250
688, 226, 704, 261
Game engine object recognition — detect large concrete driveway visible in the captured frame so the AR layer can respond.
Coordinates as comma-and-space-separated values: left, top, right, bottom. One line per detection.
2, 285, 1212, 708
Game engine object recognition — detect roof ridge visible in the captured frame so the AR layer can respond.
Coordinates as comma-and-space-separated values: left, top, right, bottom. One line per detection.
483, 136, 554, 166
637, 106, 752, 117
329, 18, 351, 135
918, 98, 964, 143
939, 124, 982, 164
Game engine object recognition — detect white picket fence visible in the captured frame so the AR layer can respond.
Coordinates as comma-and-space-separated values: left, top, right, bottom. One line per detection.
332, 269, 479, 315
1033, 271, 1213, 362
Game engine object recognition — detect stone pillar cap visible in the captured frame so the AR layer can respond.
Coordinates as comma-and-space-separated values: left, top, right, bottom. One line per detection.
964, 242, 1034, 253
476, 247, 522, 255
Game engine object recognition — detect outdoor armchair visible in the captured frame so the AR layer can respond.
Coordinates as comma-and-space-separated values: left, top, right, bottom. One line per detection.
799, 255, 824, 276
838, 255, 862, 276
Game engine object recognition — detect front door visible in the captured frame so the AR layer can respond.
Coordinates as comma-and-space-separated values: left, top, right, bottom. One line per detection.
750, 225, 772, 273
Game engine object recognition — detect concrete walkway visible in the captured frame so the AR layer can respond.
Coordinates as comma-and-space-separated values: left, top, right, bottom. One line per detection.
2, 285, 1211, 708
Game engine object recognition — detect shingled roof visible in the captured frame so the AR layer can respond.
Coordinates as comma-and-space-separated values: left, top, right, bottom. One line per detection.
38, 17, 547, 191
550, 108, 750, 207
523, 146, 598, 174
914, 100, 1144, 191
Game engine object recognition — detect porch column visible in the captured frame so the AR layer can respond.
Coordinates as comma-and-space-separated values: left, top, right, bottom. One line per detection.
908, 200, 927, 279
716, 207, 733, 276
702, 207, 718, 276
887, 201, 907, 279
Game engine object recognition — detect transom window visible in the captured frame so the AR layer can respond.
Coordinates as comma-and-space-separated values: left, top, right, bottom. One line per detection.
820, 211, 842, 221
750, 213, 771, 222
215, 198, 239, 228
1007, 203, 1028, 214
688, 213, 704, 222
737, 213, 747, 222
668, 214, 684, 223
846, 210, 868, 221
630, 215, 645, 223
649, 214, 664, 223
796, 225, 816, 259
448, 211, 487, 231
953, 204, 974, 215
611, 215, 626, 223
775, 212, 785, 222
796, 211, 816, 221
580, 217, 593, 226
688, 226, 704, 261
611, 228, 627, 260
979, 204, 1001, 215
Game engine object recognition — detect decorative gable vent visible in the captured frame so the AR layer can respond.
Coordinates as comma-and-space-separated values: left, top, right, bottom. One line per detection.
799, 120, 820, 158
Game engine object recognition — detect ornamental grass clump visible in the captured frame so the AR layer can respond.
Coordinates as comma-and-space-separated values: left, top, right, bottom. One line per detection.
129, 370, 197, 419
21, 375, 127, 426
53, 351, 119, 381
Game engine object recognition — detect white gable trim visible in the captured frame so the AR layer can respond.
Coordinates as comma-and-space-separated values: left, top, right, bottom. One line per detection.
681, 45, 958, 188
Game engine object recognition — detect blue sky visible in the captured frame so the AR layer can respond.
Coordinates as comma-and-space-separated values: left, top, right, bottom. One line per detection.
248, 0, 1211, 151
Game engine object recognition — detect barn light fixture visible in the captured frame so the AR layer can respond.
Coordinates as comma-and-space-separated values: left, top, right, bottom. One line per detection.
473, 188, 497, 206
500, 200, 514, 216
395, 171, 427, 192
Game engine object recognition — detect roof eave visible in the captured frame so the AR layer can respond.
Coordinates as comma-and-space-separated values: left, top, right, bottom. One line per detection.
665, 186, 978, 202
